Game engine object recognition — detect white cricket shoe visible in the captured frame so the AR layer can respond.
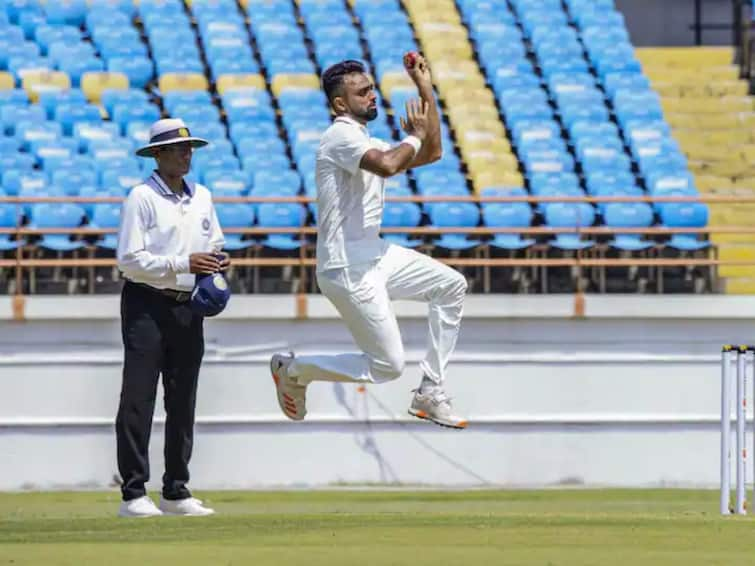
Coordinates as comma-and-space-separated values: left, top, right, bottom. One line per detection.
118, 495, 163, 518
270, 352, 307, 421
409, 387, 468, 429
159, 497, 215, 516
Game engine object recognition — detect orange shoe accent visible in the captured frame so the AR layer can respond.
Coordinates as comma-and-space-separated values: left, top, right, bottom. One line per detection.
415, 410, 428, 418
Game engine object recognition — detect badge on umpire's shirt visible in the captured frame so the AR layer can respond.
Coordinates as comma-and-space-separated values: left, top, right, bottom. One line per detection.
202, 217, 211, 231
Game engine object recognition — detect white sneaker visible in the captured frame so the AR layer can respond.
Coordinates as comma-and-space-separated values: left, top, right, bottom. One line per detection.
409, 387, 468, 429
270, 352, 307, 421
118, 495, 163, 518
159, 496, 215, 516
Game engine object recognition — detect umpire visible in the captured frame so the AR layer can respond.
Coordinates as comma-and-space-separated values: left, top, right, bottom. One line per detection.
115, 118, 229, 517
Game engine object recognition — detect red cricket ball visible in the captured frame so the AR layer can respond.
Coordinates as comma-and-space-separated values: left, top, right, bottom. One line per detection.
403, 51, 419, 70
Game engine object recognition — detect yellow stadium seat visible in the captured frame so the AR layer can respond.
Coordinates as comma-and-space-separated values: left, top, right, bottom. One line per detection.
466, 151, 519, 173
22, 71, 72, 102
447, 104, 500, 125
270, 73, 320, 97
709, 80, 749, 97
443, 86, 495, 107
79, 71, 128, 103
734, 177, 755, 190
0, 72, 14, 90
422, 41, 474, 61
636, 47, 733, 67
459, 138, 512, 163
682, 143, 731, 162
436, 75, 486, 95
724, 277, 755, 293
651, 81, 684, 97
415, 22, 467, 42
471, 170, 525, 192
454, 117, 506, 138
158, 72, 208, 93
379, 73, 414, 97
432, 59, 480, 75
695, 175, 736, 192
707, 130, 750, 147
216, 73, 265, 95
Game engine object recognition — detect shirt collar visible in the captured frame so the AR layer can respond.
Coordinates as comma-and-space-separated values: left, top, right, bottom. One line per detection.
148, 170, 193, 198
334, 115, 369, 135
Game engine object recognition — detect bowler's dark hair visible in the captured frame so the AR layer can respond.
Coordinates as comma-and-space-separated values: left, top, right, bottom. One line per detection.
322, 60, 366, 104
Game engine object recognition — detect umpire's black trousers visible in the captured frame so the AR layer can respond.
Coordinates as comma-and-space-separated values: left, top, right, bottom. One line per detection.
116, 281, 204, 502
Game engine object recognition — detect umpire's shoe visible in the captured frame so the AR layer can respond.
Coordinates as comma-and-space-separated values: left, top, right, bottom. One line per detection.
118, 496, 163, 518
270, 352, 307, 420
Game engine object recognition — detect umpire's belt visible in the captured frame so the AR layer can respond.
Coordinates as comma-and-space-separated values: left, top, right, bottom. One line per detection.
131, 281, 192, 302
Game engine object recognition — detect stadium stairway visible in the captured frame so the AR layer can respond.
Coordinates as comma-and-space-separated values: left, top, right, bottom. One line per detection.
637, 47, 755, 293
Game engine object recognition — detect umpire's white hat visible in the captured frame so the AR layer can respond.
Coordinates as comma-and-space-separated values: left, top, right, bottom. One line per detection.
135, 118, 208, 157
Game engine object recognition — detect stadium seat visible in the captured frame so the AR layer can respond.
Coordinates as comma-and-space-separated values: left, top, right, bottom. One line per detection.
81, 72, 129, 104
544, 203, 596, 250
659, 202, 711, 251
89, 203, 122, 250
0, 203, 23, 250
29, 202, 87, 252
256, 202, 306, 250
429, 203, 481, 250
158, 73, 209, 93
604, 203, 656, 251
215, 203, 256, 250
382, 200, 423, 248
483, 199, 536, 250
21, 71, 71, 102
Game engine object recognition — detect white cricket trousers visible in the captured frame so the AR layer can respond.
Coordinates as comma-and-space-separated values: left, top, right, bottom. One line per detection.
290, 243, 468, 386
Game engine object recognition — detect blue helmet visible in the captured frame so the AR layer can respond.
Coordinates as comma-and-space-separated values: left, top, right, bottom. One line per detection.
190, 272, 231, 317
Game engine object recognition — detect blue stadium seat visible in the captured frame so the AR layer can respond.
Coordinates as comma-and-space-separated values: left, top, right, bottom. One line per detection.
101, 169, 143, 192
483, 199, 535, 250
242, 153, 291, 177
0, 152, 36, 174
429, 203, 481, 251
29, 202, 86, 252
543, 202, 596, 250
107, 56, 154, 89
43, 0, 87, 26
251, 170, 301, 196
257, 202, 306, 250
2, 106, 46, 135
54, 103, 101, 135
604, 202, 655, 251
89, 203, 121, 250
34, 24, 81, 55
73, 122, 121, 152
204, 170, 249, 195
215, 203, 256, 251
659, 203, 711, 251
112, 103, 161, 135
381, 200, 422, 248
529, 172, 580, 195
52, 168, 99, 196
2, 169, 46, 196
0, 203, 23, 250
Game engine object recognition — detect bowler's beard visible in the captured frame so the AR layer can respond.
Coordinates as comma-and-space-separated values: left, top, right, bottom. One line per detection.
355, 106, 378, 122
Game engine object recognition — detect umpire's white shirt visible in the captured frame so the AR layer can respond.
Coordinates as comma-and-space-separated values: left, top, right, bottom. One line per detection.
315, 115, 391, 272
117, 171, 225, 292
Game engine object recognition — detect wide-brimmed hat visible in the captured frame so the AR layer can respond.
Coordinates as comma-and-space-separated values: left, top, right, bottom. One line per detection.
135, 118, 208, 157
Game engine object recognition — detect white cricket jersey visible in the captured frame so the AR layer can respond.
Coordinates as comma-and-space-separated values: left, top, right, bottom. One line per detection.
117, 171, 225, 291
315, 115, 391, 272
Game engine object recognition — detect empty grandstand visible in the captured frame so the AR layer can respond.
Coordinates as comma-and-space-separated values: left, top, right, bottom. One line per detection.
0, 0, 748, 295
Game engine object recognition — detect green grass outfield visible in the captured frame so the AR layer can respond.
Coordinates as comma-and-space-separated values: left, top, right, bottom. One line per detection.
0, 489, 752, 565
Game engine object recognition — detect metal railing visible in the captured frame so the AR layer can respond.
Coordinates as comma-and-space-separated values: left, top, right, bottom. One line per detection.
0, 193, 752, 303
